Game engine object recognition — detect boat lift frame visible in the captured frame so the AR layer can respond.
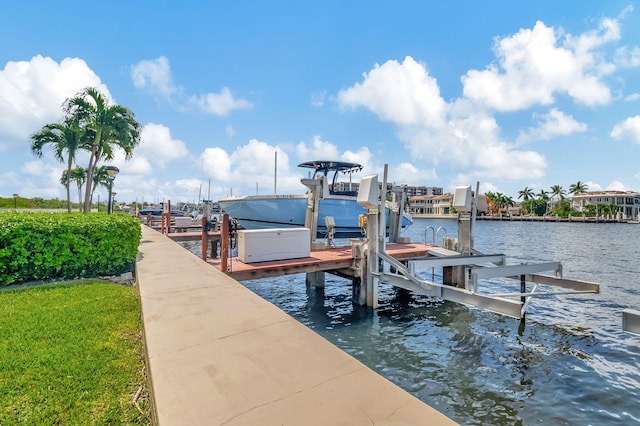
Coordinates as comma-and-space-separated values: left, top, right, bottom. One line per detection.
358, 170, 600, 319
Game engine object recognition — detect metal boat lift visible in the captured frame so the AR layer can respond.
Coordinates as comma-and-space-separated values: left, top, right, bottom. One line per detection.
357, 171, 600, 319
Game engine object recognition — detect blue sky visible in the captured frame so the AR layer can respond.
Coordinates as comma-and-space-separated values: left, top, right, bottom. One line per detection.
1, 1, 639, 204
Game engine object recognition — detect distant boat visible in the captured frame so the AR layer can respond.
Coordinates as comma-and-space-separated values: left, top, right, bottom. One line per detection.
218, 160, 412, 238
139, 208, 186, 217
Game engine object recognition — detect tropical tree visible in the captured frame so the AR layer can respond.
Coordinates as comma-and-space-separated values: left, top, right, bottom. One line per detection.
550, 185, 566, 201
536, 189, 549, 201
484, 191, 498, 214
518, 186, 534, 201
90, 166, 111, 207
63, 87, 141, 213
30, 119, 85, 213
569, 181, 588, 195
70, 166, 87, 212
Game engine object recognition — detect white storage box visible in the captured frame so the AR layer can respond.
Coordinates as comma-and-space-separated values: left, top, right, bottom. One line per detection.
238, 228, 310, 263
174, 217, 192, 227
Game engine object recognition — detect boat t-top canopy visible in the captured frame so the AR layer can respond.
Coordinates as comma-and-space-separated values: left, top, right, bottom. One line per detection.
298, 161, 363, 175
298, 161, 364, 196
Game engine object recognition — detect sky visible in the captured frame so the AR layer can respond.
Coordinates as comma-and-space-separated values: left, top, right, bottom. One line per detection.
1, 1, 639, 205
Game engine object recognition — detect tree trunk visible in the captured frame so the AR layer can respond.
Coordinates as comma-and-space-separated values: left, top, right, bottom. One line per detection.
83, 145, 98, 213
65, 159, 72, 214
77, 183, 83, 212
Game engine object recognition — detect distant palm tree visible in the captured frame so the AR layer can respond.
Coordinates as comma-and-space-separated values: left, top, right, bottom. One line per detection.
550, 185, 566, 200
536, 189, 549, 200
91, 166, 111, 207
504, 195, 515, 209
30, 119, 85, 213
518, 186, 534, 201
70, 167, 87, 212
569, 181, 588, 195
548, 185, 566, 215
64, 87, 140, 213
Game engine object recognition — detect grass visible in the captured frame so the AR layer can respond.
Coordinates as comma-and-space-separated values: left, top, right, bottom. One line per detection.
0, 281, 150, 425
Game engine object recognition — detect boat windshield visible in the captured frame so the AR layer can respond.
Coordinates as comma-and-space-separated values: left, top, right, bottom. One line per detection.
298, 160, 363, 196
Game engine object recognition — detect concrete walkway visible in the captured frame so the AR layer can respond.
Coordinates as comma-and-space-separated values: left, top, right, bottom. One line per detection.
137, 225, 456, 425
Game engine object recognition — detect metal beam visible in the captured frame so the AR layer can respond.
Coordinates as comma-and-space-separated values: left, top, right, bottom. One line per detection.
623, 309, 640, 335
470, 262, 561, 280
467, 262, 561, 295
380, 272, 523, 318
510, 273, 600, 293
409, 253, 506, 268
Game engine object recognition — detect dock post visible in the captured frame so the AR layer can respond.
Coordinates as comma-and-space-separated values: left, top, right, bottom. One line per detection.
302, 178, 321, 244
220, 214, 229, 273
168, 200, 172, 233
201, 216, 208, 261
350, 242, 368, 306
366, 210, 379, 308
306, 271, 325, 288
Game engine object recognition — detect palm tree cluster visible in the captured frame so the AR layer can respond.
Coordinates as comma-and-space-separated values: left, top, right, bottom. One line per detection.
511, 181, 589, 216
484, 182, 589, 217
484, 192, 515, 214
30, 87, 140, 213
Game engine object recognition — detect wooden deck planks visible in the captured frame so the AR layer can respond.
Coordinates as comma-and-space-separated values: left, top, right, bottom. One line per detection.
207, 242, 433, 281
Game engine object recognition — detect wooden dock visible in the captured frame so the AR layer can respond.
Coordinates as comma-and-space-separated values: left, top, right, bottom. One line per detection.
207, 242, 433, 281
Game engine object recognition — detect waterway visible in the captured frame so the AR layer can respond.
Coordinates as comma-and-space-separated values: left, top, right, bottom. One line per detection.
238, 219, 640, 425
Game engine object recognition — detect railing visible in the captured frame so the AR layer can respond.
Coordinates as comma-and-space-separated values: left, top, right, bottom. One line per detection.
424, 226, 447, 246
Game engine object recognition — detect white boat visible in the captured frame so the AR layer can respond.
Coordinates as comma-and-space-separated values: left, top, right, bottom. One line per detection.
218, 161, 412, 238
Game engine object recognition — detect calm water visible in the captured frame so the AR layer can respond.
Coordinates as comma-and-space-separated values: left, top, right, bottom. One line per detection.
209, 219, 640, 424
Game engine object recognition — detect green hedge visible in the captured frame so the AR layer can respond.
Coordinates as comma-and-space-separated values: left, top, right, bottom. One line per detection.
0, 213, 141, 286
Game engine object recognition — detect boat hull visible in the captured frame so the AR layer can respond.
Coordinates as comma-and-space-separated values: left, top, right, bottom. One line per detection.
219, 195, 411, 238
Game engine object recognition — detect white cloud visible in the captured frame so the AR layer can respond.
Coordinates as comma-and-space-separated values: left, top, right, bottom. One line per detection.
338, 56, 548, 182
111, 152, 153, 176
200, 147, 232, 182
202, 140, 298, 195
610, 115, 640, 144
311, 90, 327, 107
390, 162, 437, 185
585, 180, 602, 192
606, 180, 627, 191
338, 56, 446, 128
624, 93, 640, 102
518, 108, 587, 142
615, 46, 640, 68
136, 123, 188, 167
295, 136, 341, 161
189, 87, 253, 116
225, 124, 235, 137
462, 19, 615, 111
0, 55, 108, 148
130, 56, 178, 100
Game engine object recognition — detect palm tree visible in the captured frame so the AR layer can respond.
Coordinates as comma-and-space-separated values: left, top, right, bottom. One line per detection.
70, 167, 87, 212
535, 189, 550, 216
518, 186, 534, 201
30, 119, 85, 213
536, 189, 549, 201
569, 181, 588, 195
64, 87, 141, 213
550, 185, 566, 201
90, 166, 111, 208
548, 185, 566, 216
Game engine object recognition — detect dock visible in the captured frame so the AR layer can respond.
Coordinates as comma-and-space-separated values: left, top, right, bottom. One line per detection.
137, 224, 456, 425
209, 241, 431, 281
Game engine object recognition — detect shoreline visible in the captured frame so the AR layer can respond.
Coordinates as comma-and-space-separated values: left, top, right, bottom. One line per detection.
411, 214, 637, 224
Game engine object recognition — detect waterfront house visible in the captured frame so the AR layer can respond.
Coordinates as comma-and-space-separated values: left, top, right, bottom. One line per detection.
571, 191, 640, 219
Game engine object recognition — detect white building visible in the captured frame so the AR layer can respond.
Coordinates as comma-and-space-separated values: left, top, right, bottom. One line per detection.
571, 191, 640, 219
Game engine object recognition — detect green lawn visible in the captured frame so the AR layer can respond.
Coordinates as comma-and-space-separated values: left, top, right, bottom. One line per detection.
0, 281, 150, 424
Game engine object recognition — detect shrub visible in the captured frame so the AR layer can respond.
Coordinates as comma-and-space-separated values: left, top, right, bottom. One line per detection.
0, 213, 141, 286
